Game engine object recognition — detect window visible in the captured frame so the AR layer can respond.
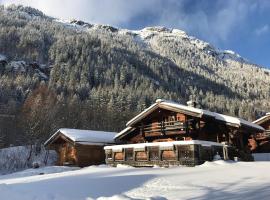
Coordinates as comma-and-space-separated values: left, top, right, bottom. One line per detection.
136, 151, 148, 161
162, 150, 176, 161
149, 147, 159, 160
114, 152, 124, 161
106, 151, 113, 160
125, 149, 134, 161
168, 115, 176, 125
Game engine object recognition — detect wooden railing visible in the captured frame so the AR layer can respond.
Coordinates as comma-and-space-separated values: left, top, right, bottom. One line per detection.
141, 120, 186, 134
265, 130, 270, 137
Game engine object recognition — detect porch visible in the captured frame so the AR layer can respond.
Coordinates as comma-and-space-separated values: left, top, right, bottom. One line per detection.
104, 140, 230, 167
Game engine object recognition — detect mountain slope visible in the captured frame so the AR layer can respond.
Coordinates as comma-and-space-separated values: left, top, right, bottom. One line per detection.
0, 5, 269, 146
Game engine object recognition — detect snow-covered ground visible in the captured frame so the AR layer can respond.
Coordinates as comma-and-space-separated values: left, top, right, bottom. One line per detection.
0, 161, 269, 200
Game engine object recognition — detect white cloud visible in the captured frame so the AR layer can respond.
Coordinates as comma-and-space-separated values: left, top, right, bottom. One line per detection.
0, 0, 158, 26
255, 25, 269, 36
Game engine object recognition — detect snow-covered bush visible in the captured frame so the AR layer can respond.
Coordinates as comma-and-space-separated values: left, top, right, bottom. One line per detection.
0, 145, 57, 174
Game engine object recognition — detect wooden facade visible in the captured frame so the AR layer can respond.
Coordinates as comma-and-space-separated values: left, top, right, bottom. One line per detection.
105, 141, 232, 167
117, 109, 259, 150
105, 99, 264, 166
49, 140, 106, 167
44, 129, 116, 167
250, 114, 270, 153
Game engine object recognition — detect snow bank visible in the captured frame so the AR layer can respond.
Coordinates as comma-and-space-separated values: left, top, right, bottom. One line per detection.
0, 146, 57, 175
200, 160, 236, 167
95, 194, 167, 200
0, 166, 79, 180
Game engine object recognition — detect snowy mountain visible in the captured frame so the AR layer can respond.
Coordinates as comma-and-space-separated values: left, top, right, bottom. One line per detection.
63, 21, 251, 65
1, 5, 270, 147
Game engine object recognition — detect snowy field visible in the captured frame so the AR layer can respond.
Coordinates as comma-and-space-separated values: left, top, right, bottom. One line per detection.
0, 161, 269, 200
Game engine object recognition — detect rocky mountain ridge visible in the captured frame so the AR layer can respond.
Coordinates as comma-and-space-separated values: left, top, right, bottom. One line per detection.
67, 20, 252, 66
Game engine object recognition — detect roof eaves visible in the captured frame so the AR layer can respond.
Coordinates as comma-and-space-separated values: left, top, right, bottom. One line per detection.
240, 119, 265, 132
114, 127, 135, 139
44, 130, 61, 146
126, 103, 159, 127
44, 131, 77, 147
159, 102, 203, 118
253, 115, 270, 125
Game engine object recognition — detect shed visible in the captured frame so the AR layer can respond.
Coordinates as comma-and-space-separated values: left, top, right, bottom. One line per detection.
44, 128, 116, 167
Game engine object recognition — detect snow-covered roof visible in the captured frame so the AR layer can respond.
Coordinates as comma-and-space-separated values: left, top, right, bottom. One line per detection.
116, 99, 264, 139
104, 140, 225, 152
44, 128, 116, 146
114, 127, 135, 140
253, 113, 270, 125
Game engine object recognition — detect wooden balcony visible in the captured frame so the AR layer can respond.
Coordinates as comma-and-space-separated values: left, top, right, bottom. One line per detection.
265, 130, 270, 137
140, 120, 187, 136
254, 131, 270, 141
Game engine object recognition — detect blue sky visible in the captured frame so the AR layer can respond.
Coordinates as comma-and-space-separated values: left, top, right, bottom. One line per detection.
1, 0, 270, 67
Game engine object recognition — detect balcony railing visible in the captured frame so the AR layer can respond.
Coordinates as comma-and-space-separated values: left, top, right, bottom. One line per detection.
265, 130, 270, 137
140, 120, 186, 134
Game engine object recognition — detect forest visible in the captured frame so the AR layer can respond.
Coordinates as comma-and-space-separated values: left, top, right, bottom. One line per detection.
0, 5, 270, 147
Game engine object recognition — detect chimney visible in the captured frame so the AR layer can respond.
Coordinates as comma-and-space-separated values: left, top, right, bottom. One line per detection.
187, 100, 197, 108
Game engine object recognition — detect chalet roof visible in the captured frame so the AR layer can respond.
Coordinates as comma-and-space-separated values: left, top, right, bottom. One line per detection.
44, 128, 116, 146
115, 99, 264, 139
253, 113, 270, 125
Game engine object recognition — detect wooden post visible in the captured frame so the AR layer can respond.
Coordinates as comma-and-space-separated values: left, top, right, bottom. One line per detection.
228, 131, 234, 146
186, 117, 189, 135
141, 122, 145, 139
124, 149, 126, 161
147, 148, 150, 161
133, 151, 136, 161
123, 149, 126, 161
223, 146, 229, 160
159, 149, 163, 161
112, 152, 115, 162
161, 121, 165, 136
198, 145, 202, 164
216, 133, 220, 143
175, 146, 179, 161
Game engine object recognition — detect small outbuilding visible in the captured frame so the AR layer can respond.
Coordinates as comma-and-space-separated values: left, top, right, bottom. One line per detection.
44, 128, 116, 167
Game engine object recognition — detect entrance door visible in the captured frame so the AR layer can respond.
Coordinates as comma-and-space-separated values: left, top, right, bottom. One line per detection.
59, 143, 77, 166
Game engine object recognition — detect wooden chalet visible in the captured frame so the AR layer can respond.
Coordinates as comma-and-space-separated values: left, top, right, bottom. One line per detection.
105, 99, 264, 167
250, 113, 270, 153
44, 128, 116, 167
